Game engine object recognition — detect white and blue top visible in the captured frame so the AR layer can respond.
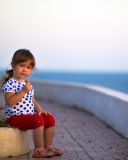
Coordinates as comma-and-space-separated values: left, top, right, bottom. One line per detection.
2, 78, 34, 119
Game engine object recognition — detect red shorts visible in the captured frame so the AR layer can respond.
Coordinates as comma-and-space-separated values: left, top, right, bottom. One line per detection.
7, 114, 55, 130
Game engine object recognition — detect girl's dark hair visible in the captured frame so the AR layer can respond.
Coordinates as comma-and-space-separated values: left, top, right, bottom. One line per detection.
0, 49, 36, 88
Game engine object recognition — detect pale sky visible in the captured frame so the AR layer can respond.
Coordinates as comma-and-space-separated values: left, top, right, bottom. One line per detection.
0, 0, 128, 72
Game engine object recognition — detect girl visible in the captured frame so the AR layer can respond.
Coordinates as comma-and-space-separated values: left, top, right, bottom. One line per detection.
0, 49, 62, 158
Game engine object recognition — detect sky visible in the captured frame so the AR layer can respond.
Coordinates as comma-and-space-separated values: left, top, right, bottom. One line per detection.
0, 0, 128, 72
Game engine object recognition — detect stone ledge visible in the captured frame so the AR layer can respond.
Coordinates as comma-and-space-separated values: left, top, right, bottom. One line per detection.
0, 127, 30, 158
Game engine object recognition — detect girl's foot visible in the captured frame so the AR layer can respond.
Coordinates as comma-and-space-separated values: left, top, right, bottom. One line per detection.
45, 145, 63, 156
32, 147, 54, 158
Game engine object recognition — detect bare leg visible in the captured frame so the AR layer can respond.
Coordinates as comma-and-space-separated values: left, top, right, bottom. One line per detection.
43, 126, 55, 148
43, 126, 62, 155
33, 126, 55, 157
33, 125, 44, 148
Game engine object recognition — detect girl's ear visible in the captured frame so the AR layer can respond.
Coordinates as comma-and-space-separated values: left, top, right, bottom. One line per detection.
11, 62, 15, 69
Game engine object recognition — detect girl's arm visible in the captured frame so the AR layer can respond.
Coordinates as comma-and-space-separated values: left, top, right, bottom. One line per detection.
5, 83, 32, 106
32, 96, 51, 115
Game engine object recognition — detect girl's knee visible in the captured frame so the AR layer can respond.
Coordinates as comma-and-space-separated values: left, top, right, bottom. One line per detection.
33, 115, 44, 129
41, 114, 55, 129
47, 114, 55, 122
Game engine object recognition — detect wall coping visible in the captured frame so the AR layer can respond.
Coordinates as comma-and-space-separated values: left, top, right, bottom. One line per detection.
31, 79, 128, 102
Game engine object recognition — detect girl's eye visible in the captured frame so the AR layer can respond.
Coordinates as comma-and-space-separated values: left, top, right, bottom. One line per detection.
19, 64, 32, 69
27, 66, 32, 69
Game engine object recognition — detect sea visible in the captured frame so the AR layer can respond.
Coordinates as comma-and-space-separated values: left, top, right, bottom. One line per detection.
0, 69, 128, 94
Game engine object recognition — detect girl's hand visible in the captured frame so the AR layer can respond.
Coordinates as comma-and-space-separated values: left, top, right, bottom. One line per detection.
23, 83, 32, 93
37, 110, 51, 115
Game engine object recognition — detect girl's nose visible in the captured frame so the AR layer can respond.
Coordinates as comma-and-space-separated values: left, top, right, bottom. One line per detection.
23, 67, 27, 71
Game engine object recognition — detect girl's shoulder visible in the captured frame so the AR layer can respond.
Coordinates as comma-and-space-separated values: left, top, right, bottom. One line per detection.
2, 78, 22, 93
3, 78, 13, 86
3, 78, 17, 85
2, 78, 14, 92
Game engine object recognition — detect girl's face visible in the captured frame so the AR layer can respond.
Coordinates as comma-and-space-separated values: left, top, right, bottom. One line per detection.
11, 61, 33, 81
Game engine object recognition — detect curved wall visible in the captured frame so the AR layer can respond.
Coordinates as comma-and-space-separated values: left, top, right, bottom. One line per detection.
33, 80, 128, 138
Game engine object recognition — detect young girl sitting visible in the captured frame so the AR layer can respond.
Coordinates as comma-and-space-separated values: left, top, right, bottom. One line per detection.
1, 49, 62, 158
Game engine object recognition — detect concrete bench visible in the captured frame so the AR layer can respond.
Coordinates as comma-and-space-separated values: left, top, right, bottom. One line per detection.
0, 127, 30, 158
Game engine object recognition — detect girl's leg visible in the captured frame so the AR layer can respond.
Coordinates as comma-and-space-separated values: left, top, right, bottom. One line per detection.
7, 114, 45, 130
40, 113, 55, 147
33, 118, 55, 157
33, 124, 55, 157
44, 127, 63, 156
43, 126, 55, 148
33, 125, 44, 148
41, 114, 62, 155
7, 114, 55, 157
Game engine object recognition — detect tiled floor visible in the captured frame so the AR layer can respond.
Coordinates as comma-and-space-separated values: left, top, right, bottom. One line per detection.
0, 95, 128, 159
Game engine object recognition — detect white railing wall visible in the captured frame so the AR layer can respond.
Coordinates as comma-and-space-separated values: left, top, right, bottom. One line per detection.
32, 80, 128, 138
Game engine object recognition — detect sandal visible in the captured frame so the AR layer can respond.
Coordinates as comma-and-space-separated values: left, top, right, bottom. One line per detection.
45, 145, 63, 156
32, 146, 54, 158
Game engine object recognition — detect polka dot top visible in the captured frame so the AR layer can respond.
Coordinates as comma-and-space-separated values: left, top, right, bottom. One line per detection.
2, 78, 34, 119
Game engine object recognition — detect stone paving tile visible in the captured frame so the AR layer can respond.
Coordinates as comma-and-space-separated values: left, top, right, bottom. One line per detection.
1, 96, 128, 160
41, 102, 128, 160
